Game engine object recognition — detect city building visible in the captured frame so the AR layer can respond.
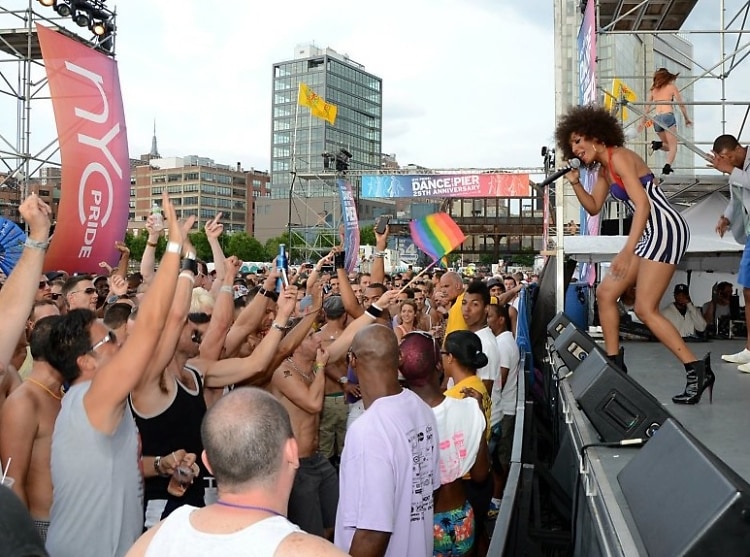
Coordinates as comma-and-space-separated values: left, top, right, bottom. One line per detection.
130, 155, 270, 235
270, 44, 383, 199
1, 168, 59, 223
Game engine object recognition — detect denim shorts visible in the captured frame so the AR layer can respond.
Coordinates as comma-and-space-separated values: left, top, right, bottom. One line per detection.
653, 112, 676, 133
738, 237, 750, 288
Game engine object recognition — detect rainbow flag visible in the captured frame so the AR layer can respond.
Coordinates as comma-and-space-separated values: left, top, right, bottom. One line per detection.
409, 213, 466, 261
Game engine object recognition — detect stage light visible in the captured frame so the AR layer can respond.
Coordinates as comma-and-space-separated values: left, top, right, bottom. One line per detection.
90, 20, 106, 36
321, 152, 333, 170
335, 148, 352, 172
73, 9, 90, 27
54, 1, 72, 16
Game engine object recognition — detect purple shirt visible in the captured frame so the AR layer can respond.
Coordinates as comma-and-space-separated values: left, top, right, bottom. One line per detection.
335, 389, 439, 556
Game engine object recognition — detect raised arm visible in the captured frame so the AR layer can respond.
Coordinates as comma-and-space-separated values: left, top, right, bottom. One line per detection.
113, 241, 130, 278
566, 167, 610, 216
337, 266, 364, 318
371, 224, 389, 285
85, 193, 191, 434
0, 194, 51, 366
139, 214, 162, 286
223, 268, 279, 357
199, 256, 239, 361
202, 285, 298, 388
271, 348, 328, 414
205, 213, 227, 299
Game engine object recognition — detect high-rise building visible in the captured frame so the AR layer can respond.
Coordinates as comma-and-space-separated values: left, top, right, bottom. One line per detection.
131, 156, 270, 235
270, 44, 383, 199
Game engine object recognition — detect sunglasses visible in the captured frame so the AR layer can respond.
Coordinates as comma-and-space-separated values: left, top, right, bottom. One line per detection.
50, 293, 62, 300
90, 330, 116, 352
38, 281, 49, 289
188, 312, 211, 324
191, 330, 203, 344
71, 287, 97, 296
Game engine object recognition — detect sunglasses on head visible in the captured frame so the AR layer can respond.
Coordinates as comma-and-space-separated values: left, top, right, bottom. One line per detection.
90, 330, 116, 352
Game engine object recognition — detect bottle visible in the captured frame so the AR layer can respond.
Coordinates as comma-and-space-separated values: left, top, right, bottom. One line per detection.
151, 202, 164, 232
276, 244, 288, 293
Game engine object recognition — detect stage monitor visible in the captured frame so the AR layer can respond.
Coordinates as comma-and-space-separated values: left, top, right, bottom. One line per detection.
568, 350, 671, 442
547, 311, 572, 340
552, 322, 605, 372
618, 418, 750, 556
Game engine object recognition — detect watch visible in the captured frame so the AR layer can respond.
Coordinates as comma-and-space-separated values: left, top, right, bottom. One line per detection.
338, 376, 349, 385
106, 294, 120, 305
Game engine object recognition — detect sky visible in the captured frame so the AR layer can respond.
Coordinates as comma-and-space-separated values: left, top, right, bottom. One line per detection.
0, 0, 748, 179
0, 0, 556, 175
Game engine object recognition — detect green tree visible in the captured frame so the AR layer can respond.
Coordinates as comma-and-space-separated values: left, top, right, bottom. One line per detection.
124, 229, 166, 262
226, 232, 266, 261
359, 225, 375, 246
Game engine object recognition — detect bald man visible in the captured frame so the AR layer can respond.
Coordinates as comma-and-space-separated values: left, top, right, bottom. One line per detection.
335, 325, 439, 557
439, 272, 467, 336
127, 388, 346, 556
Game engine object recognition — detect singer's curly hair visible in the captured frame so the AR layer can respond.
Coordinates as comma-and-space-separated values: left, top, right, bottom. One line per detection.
555, 104, 625, 161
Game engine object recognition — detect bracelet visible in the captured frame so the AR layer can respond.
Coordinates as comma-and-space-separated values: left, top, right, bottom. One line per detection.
271, 321, 290, 332
178, 271, 195, 284
220, 285, 233, 294
570, 180, 580, 186
166, 241, 181, 254
373, 251, 386, 258
258, 287, 279, 302
146, 241, 158, 248
24, 237, 49, 251
154, 456, 162, 476
313, 362, 325, 374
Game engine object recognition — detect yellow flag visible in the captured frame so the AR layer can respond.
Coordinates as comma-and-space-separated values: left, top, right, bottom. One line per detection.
604, 78, 637, 120
298, 82, 337, 125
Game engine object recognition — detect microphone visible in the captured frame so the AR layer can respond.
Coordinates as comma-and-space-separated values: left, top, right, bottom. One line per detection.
539, 158, 581, 187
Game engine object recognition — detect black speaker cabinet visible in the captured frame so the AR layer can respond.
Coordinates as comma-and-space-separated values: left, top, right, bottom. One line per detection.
552, 322, 604, 372
618, 418, 750, 557
568, 350, 671, 442
547, 311, 572, 340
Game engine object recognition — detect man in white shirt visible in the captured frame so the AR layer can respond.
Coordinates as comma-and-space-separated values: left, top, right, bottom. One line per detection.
662, 284, 707, 339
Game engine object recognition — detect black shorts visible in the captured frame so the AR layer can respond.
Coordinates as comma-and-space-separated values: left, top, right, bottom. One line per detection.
287, 452, 339, 536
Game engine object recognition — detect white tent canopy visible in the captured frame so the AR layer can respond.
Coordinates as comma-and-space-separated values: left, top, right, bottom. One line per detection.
565, 191, 742, 273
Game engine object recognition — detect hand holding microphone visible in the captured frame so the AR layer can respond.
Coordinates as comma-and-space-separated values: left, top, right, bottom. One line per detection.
539, 158, 581, 187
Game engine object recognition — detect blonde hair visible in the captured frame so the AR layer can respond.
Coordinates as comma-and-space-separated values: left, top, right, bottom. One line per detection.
190, 287, 215, 313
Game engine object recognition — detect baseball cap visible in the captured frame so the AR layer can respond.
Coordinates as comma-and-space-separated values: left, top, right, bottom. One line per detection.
299, 295, 314, 312
487, 277, 503, 289
674, 284, 690, 295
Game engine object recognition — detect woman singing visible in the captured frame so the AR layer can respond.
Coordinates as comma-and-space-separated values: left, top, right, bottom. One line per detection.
555, 104, 713, 405
638, 67, 692, 176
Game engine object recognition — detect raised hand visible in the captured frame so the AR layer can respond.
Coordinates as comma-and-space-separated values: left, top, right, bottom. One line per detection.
205, 213, 224, 240
276, 285, 298, 320
224, 255, 241, 277
109, 274, 128, 297
162, 192, 194, 248
19, 193, 52, 241
115, 241, 130, 256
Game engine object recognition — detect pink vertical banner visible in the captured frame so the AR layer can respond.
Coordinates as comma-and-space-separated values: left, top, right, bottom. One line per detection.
37, 24, 129, 273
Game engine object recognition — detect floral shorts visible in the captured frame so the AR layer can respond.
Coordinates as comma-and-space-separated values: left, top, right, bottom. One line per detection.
433, 499, 475, 556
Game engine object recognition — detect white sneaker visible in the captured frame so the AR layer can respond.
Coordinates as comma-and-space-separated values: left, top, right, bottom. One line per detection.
738, 362, 750, 374
721, 348, 750, 364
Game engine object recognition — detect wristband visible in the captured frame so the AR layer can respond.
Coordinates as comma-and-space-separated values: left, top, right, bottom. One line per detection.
373, 250, 386, 258
24, 237, 49, 251
220, 285, 233, 294
313, 362, 325, 374
178, 271, 195, 284
154, 456, 167, 477
366, 305, 383, 319
258, 287, 279, 302
146, 241, 158, 248
180, 258, 199, 275
271, 321, 290, 332
166, 241, 181, 254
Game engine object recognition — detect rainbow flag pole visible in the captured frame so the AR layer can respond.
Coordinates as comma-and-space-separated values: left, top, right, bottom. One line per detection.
399, 213, 466, 293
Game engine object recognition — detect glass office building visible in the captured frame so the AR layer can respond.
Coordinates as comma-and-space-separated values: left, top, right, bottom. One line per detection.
270, 45, 383, 199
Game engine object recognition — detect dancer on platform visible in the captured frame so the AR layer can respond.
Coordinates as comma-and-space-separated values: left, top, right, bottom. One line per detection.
555, 104, 713, 405
638, 67, 692, 176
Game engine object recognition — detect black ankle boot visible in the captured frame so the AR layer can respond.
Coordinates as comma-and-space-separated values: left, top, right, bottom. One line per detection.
651, 140, 663, 152
608, 347, 628, 374
672, 355, 712, 405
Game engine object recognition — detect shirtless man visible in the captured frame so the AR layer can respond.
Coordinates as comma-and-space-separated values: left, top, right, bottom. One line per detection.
268, 289, 398, 538
0, 316, 62, 540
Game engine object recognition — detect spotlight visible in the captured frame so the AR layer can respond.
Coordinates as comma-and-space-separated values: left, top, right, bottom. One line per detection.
90, 20, 106, 36
321, 152, 333, 170
54, 1, 72, 16
38, 0, 56, 7
73, 9, 90, 28
334, 148, 352, 172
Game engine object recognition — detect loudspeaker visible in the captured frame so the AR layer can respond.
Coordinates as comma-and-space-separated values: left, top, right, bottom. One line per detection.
568, 350, 671, 441
618, 418, 750, 557
553, 322, 605, 372
547, 311, 572, 340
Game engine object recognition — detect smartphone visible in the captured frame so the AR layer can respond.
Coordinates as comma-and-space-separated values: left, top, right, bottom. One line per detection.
375, 214, 392, 235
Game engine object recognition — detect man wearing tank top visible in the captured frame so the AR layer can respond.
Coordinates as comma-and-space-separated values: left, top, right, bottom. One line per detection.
126, 388, 347, 557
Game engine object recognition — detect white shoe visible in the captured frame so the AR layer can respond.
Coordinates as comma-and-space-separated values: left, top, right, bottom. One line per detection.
721, 348, 750, 364
738, 362, 750, 374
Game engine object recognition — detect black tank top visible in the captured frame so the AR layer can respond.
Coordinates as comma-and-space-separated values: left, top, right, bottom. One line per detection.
129, 364, 207, 513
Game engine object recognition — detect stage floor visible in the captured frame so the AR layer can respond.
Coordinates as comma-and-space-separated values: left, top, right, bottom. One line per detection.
621, 338, 750, 482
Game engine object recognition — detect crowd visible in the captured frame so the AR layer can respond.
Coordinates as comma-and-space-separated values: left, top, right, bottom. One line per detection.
0, 193, 526, 557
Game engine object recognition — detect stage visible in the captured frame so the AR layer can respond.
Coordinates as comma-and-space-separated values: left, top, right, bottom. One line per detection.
555, 337, 750, 556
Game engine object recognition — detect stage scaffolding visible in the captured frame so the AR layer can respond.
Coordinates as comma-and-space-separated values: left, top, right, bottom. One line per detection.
0, 0, 116, 218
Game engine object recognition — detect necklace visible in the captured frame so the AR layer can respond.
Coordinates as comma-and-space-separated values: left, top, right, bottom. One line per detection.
26, 378, 63, 401
285, 357, 313, 382
215, 500, 284, 517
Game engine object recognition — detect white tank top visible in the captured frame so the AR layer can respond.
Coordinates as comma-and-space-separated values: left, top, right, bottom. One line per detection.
144, 505, 301, 556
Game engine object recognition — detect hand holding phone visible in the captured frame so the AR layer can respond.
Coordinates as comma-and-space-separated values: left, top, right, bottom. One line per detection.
375, 214, 392, 235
